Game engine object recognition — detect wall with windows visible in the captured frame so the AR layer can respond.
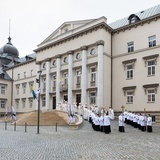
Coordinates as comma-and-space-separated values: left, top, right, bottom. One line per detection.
112, 18, 160, 112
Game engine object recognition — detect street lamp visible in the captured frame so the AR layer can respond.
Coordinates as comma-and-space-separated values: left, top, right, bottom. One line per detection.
37, 70, 42, 134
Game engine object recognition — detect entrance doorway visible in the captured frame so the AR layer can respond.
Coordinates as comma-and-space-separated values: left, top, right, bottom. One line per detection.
64, 95, 68, 102
53, 97, 56, 109
76, 94, 81, 106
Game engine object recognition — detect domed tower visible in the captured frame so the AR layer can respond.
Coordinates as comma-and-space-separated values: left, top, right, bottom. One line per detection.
0, 36, 19, 66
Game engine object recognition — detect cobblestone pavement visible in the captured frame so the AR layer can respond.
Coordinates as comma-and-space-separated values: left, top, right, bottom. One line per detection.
0, 120, 160, 160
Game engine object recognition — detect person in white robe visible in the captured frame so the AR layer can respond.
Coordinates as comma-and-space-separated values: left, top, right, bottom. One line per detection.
108, 107, 114, 120
99, 113, 104, 132
118, 113, 125, 132
147, 114, 152, 132
5, 107, 8, 121
78, 103, 82, 116
140, 114, 146, 131
103, 113, 111, 134
83, 107, 88, 120
11, 106, 16, 121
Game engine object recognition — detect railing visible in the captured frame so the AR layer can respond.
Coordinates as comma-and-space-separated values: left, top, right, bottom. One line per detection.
90, 81, 96, 87
60, 84, 68, 91
76, 83, 81, 88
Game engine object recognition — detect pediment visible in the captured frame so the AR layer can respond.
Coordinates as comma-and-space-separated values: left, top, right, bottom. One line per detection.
39, 19, 95, 46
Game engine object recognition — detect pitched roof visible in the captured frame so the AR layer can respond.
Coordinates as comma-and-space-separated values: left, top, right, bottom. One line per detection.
108, 4, 160, 29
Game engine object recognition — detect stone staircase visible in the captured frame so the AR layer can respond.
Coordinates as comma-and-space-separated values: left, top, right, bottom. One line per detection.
15, 110, 68, 126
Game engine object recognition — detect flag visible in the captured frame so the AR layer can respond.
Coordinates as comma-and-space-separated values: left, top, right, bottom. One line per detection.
31, 86, 37, 99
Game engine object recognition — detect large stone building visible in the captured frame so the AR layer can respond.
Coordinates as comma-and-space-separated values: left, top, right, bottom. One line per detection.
0, 4, 160, 120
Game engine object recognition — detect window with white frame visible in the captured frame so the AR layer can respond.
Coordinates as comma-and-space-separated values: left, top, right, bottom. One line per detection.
42, 97, 46, 106
31, 70, 34, 76
24, 72, 26, 78
77, 71, 81, 84
22, 99, 26, 108
64, 73, 68, 85
147, 89, 155, 102
148, 35, 156, 47
43, 78, 46, 90
1, 86, 6, 95
0, 100, 5, 108
127, 91, 133, 103
127, 64, 133, 79
15, 100, 19, 108
53, 76, 56, 88
22, 83, 26, 94
18, 74, 20, 80
16, 85, 20, 95
90, 92, 96, 104
148, 60, 155, 76
91, 68, 96, 81
29, 99, 33, 108
127, 42, 134, 52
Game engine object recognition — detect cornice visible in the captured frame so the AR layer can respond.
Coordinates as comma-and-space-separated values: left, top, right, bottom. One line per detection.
34, 22, 112, 53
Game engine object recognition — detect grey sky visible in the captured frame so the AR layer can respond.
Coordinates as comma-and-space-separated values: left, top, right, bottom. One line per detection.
0, 0, 160, 58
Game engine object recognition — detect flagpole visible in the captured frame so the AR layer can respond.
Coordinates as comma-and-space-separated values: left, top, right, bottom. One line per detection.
37, 70, 42, 134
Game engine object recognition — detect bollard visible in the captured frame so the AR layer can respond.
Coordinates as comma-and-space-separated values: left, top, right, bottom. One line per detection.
5, 121, 7, 130
55, 122, 57, 132
14, 122, 16, 131
25, 122, 27, 132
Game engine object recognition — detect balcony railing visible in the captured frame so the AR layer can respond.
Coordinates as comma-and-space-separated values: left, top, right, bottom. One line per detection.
76, 83, 81, 88
90, 81, 96, 87
60, 84, 68, 91
52, 87, 56, 92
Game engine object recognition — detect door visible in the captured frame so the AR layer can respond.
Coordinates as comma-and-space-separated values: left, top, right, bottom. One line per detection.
53, 97, 56, 109
76, 94, 81, 106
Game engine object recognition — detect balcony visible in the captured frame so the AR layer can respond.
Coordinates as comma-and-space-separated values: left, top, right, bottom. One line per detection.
90, 81, 96, 87
52, 87, 56, 92
76, 83, 81, 89
60, 84, 68, 92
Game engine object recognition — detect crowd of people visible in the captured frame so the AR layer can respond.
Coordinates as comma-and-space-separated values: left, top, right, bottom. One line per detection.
56, 100, 153, 133
123, 110, 153, 133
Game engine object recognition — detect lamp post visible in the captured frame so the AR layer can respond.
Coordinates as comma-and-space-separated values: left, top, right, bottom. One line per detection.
37, 70, 42, 134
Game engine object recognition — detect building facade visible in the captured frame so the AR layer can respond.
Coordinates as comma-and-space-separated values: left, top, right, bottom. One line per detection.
0, 4, 160, 118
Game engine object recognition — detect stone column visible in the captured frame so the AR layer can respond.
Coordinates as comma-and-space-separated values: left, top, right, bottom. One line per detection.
97, 40, 104, 108
81, 46, 88, 105
68, 51, 74, 104
36, 61, 41, 110
45, 58, 50, 111
56, 55, 61, 107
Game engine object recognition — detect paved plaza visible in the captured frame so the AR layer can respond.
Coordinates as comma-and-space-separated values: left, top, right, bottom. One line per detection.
0, 120, 160, 160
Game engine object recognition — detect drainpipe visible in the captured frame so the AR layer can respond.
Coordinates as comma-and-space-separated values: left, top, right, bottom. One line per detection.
111, 33, 113, 108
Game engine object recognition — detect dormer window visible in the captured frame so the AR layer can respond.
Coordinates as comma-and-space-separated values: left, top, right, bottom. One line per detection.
128, 14, 140, 24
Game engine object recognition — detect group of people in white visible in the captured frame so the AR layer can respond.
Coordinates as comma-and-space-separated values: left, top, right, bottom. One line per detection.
4, 106, 17, 121
123, 110, 153, 132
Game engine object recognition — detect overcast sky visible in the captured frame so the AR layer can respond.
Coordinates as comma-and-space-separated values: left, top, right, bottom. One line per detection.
0, 0, 160, 58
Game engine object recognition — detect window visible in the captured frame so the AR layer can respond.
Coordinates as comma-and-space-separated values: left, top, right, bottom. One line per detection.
64, 73, 68, 85
22, 99, 26, 108
24, 72, 26, 78
148, 36, 156, 47
43, 78, 46, 91
91, 68, 96, 81
90, 48, 96, 55
63, 57, 68, 63
76, 53, 81, 59
77, 71, 81, 84
15, 100, 19, 108
18, 74, 20, 79
22, 84, 26, 94
0, 100, 5, 108
127, 64, 133, 79
127, 91, 133, 103
90, 93, 96, 104
127, 42, 134, 52
148, 89, 155, 102
53, 76, 56, 88
52, 60, 56, 66
42, 97, 46, 106
148, 60, 155, 76
29, 99, 33, 108
1, 86, 5, 95
31, 70, 33, 76
16, 85, 20, 95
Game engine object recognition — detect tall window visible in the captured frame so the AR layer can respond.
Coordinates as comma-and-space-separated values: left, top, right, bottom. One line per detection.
127, 64, 133, 79
22, 99, 26, 108
127, 91, 133, 103
16, 85, 20, 95
148, 60, 155, 76
0, 100, 5, 108
91, 68, 96, 81
1, 86, 5, 95
24, 72, 26, 78
90, 92, 96, 104
31, 70, 34, 76
148, 89, 155, 102
127, 42, 134, 52
148, 35, 156, 47
29, 99, 33, 108
22, 84, 26, 94
64, 73, 68, 85
16, 100, 19, 108
77, 71, 81, 84
43, 78, 46, 90
18, 74, 20, 80
42, 97, 46, 106
53, 76, 56, 88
